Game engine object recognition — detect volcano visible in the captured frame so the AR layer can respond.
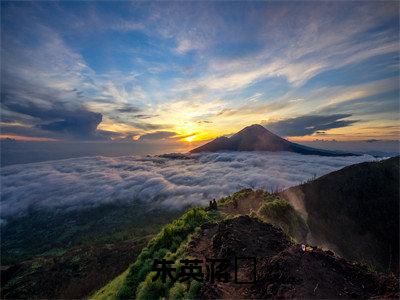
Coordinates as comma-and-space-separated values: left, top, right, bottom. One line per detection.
190, 124, 354, 156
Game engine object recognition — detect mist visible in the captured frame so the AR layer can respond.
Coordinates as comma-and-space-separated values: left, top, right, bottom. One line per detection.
1, 152, 376, 221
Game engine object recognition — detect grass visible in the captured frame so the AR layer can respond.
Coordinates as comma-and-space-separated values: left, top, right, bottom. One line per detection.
218, 188, 282, 207
258, 198, 308, 243
217, 188, 308, 243
134, 238, 198, 300
116, 207, 222, 299
1, 200, 183, 299
89, 269, 129, 300
217, 188, 254, 207
1, 201, 183, 265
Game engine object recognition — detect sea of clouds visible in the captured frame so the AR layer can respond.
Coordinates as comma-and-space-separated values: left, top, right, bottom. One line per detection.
0, 152, 376, 221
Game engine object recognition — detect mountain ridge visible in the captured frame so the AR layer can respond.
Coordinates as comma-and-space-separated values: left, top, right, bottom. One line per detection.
89, 157, 399, 299
281, 156, 400, 273
190, 124, 355, 156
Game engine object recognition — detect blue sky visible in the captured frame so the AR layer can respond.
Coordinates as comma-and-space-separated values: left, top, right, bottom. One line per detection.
1, 1, 399, 146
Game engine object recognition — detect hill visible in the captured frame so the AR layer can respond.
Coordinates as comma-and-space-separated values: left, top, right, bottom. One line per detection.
188, 216, 397, 299
99, 205, 397, 299
190, 124, 354, 156
0, 202, 183, 299
281, 156, 399, 273
95, 157, 399, 299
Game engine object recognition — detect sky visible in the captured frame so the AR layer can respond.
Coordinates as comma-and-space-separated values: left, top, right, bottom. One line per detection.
1, 1, 399, 152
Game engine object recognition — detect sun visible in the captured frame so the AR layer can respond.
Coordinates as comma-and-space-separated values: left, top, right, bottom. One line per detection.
184, 135, 196, 142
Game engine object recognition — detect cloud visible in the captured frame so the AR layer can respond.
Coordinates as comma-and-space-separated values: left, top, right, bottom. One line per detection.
0, 152, 375, 218
265, 114, 358, 137
149, 2, 224, 54
116, 105, 141, 113
175, 39, 199, 54
109, 20, 144, 32
0, 22, 156, 140
170, 2, 398, 95
0, 23, 106, 140
134, 114, 159, 119
39, 111, 102, 138
320, 78, 398, 108
1, 2, 398, 142
139, 131, 177, 140
131, 122, 170, 131
1, 94, 105, 139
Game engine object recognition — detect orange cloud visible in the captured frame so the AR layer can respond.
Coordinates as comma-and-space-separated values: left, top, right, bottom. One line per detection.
0, 134, 59, 142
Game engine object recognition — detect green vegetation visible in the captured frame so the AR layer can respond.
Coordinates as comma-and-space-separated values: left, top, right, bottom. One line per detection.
1, 201, 183, 265
218, 188, 281, 207
218, 188, 254, 207
218, 188, 308, 243
116, 207, 221, 299
134, 239, 201, 300
1, 201, 183, 299
218, 189, 279, 207
258, 198, 308, 242
89, 269, 129, 300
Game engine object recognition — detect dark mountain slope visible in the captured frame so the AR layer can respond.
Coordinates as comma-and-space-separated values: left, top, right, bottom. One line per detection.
187, 216, 398, 299
229, 124, 293, 151
194, 136, 233, 152
190, 124, 354, 156
281, 156, 400, 273
0, 202, 183, 299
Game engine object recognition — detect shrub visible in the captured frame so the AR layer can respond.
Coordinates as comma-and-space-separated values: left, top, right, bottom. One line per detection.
217, 188, 253, 206
168, 282, 187, 299
117, 207, 218, 299
186, 280, 202, 299
258, 199, 308, 242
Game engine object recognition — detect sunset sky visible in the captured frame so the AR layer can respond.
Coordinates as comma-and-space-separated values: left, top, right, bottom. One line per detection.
1, 1, 399, 149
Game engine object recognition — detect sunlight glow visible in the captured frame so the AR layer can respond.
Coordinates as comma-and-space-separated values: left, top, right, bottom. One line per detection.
184, 135, 196, 142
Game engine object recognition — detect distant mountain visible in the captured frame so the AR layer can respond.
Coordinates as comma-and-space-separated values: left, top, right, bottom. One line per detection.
190, 124, 355, 156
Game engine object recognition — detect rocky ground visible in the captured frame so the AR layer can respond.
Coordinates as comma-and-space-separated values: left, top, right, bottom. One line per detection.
187, 216, 399, 299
